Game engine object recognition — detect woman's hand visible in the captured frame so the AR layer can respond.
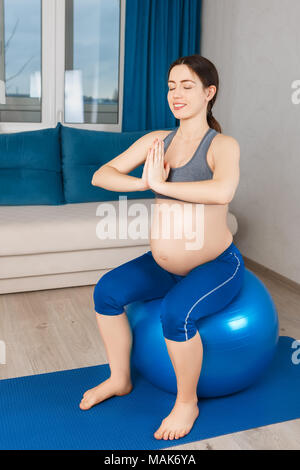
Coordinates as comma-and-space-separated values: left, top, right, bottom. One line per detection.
146, 138, 170, 191
141, 138, 170, 191
141, 147, 151, 191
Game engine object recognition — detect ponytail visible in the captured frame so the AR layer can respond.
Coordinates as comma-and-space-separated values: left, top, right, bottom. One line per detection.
207, 105, 222, 133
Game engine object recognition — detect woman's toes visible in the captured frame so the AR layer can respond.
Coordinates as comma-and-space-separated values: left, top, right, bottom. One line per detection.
154, 429, 163, 439
79, 400, 88, 410
163, 430, 170, 440
79, 393, 94, 410
179, 429, 187, 438
169, 431, 175, 440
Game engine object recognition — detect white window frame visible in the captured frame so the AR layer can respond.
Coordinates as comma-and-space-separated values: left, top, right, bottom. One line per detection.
0, 0, 125, 133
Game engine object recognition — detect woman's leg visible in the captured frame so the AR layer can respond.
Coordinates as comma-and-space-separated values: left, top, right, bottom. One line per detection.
80, 312, 134, 410
154, 244, 245, 440
96, 312, 133, 384
80, 251, 177, 410
153, 333, 203, 440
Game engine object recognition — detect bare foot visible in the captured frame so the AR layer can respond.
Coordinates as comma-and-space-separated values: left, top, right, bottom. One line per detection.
154, 398, 199, 440
79, 377, 133, 410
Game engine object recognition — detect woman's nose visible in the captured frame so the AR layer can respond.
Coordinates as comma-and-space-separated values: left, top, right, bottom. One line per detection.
171, 91, 185, 99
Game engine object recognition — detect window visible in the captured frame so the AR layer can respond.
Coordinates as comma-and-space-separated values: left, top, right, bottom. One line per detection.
65, 0, 120, 125
0, 0, 125, 133
0, 0, 42, 123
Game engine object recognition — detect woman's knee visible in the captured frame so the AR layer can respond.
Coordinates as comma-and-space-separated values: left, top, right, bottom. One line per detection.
160, 298, 196, 342
93, 271, 124, 316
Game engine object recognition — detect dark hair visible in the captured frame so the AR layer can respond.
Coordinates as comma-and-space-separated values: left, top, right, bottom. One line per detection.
167, 54, 222, 133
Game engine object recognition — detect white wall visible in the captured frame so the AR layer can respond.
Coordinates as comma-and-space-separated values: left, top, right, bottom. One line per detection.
201, 0, 300, 284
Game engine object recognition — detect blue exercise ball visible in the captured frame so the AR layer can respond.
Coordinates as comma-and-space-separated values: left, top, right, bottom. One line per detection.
125, 268, 279, 398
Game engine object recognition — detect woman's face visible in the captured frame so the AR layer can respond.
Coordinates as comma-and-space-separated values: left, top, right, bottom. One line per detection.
167, 64, 215, 119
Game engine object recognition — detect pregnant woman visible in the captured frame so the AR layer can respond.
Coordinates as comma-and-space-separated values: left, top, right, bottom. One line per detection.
80, 55, 245, 441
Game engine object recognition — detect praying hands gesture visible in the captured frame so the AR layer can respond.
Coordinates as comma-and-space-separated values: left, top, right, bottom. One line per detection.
141, 137, 171, 191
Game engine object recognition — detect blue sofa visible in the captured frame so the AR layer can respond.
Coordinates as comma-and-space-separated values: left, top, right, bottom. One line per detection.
0, 122, 157, 206
0, 124, 238, 294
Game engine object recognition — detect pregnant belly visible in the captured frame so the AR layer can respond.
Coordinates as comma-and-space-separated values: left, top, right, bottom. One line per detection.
150, 199, 233, 275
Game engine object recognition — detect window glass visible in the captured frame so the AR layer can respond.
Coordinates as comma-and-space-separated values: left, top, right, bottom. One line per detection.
0, 0, 41, 123
64, 0, 120, 124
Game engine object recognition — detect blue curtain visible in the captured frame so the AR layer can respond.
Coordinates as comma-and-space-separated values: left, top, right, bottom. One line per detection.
122, 0, 202, 132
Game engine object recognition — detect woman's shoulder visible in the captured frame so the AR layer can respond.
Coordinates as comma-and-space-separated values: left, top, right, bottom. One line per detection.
211, 132, 240, 168
153, 128, 176, 140
212, 132, 240, 152
214, 131, 239, 143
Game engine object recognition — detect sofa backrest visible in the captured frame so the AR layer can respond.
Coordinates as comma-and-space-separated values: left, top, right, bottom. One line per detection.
0, 124, 173, 206
61, 125, 155, 204
0, 123, 64, 205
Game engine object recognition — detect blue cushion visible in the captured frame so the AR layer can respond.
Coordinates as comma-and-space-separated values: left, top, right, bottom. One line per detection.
0, 123, 64, 205
61, 125, 161, 203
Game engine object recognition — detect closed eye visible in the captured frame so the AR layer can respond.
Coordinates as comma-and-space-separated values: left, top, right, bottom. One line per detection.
169, 87, 192, 91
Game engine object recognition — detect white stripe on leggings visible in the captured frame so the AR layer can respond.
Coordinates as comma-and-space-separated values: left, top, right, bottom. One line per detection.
184, 252, 241, 341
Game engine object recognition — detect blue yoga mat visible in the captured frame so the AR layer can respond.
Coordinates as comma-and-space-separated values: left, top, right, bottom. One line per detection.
0, 336, 299, 450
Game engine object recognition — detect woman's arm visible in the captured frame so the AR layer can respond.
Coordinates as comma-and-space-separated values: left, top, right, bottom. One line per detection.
151, 179, 229, 204
92, 166, 145, 192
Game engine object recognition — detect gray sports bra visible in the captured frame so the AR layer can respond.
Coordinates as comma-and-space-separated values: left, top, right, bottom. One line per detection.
152, 126, 219, 201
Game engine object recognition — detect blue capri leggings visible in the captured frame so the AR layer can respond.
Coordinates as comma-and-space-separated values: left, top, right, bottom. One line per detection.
93, 241, 245, 342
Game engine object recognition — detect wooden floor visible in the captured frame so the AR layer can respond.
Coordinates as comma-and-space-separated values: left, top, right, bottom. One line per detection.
0, 259, 299, 450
